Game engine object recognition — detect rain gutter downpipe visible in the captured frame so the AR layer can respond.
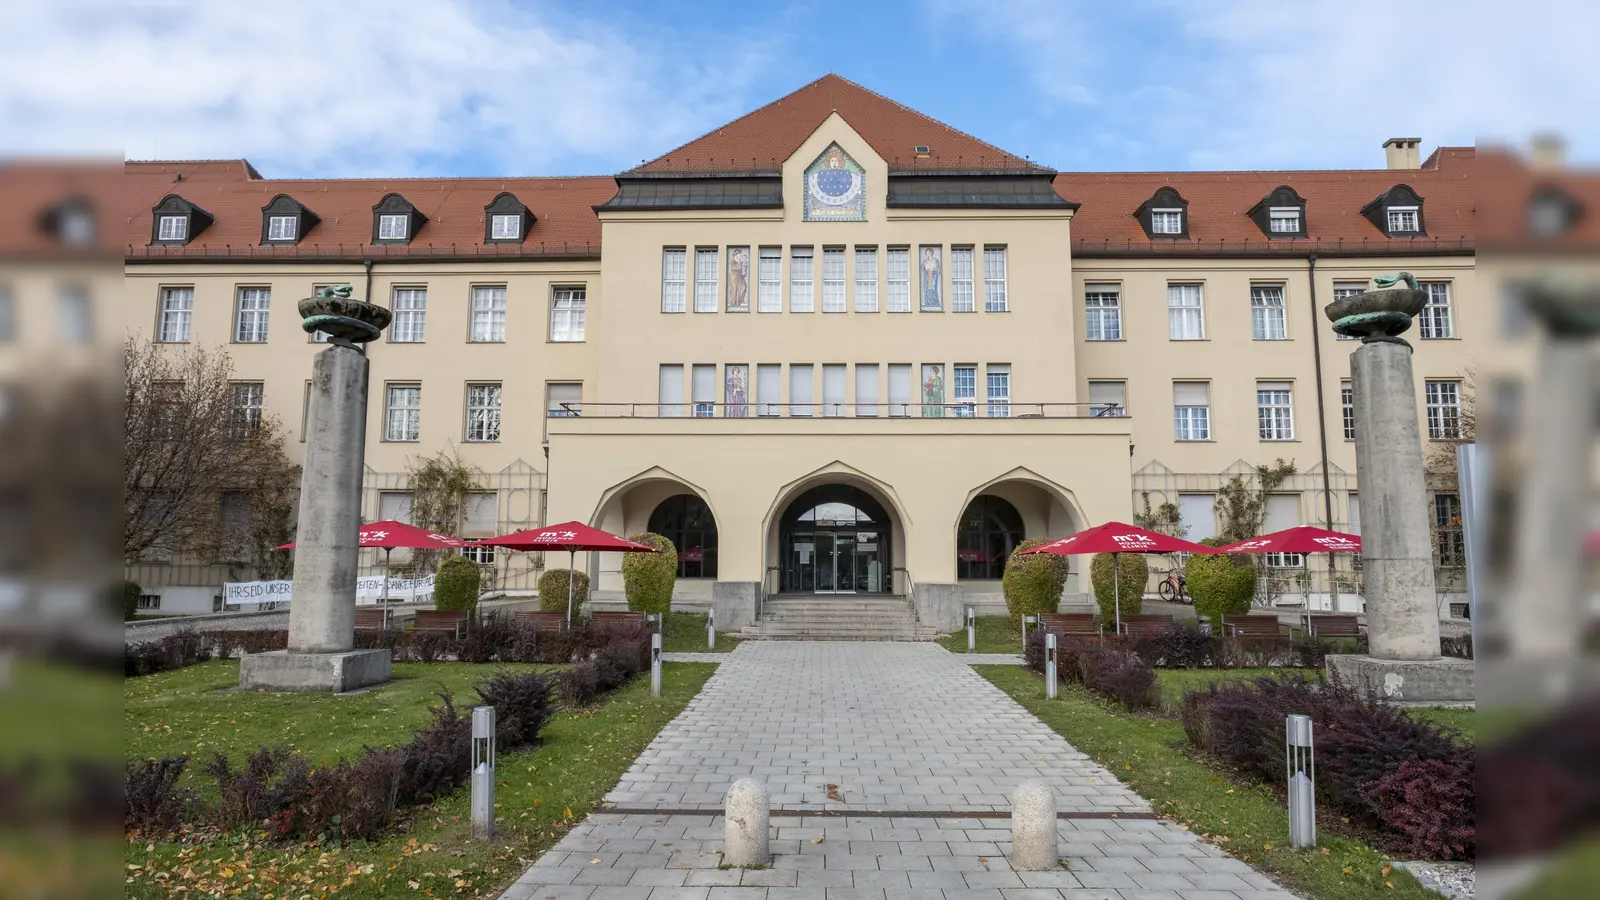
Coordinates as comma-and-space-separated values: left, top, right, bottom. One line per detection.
1307, 253, 1338, 615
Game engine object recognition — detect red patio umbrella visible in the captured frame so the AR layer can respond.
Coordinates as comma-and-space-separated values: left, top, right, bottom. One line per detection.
1214, 526, 1363, 627
274, 520, 466, 603
479, 521, 657, 626
1588, 528, 1600, 557
1022, 522, 1214, 633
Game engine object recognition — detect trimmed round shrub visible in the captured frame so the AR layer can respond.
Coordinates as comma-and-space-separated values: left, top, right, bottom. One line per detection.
433, 556, 482, 617
1089, 552, 1148, 630
537, 568, 590, 614
622, 532, 677, 616
1184, 537, 1256, 624
1002, 539, 1070, 627
123, 580, 143, 619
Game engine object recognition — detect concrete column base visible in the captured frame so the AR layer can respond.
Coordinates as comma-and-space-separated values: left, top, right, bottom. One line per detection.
1325, 654, 1474, 703
712, 581, 760, 631
240, 649, 392, 693
912, 583, 961, 632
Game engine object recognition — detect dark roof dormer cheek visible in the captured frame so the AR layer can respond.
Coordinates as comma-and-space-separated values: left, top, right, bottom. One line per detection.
149, 194, 212, 246
260, 194, 318, 245
483, 192, 534, 243
372, 193, 424, 244
1136, 187, 1189, 239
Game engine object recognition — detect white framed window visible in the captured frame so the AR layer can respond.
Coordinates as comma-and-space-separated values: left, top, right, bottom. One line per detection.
490, 213, 521, 240
1168, 284, 1204, 340
234, 287, 270, 342
470, 285, 507, 342
1425, 380, 1463, 440
391, 287, 427, 342
1420, 282, 1454, 339
822, 364, 846, 417
789, 247, 814, 312
983, 247, 1008, 311
465, 383, 502, 442
854, 247, 878, 312
137, 594, 161, 611
661, 248, 687, 313
1250, 284, 1287, 340
986, 363, 1010, 418
1387, 206, 1419, 233
58, 284, 91, 342
462, 540, 496, 565
545, 382, 582, 437
658, 364, 684, 417
887, 364, 911, 417
266, 215, 297, 242
158, 287, 193, 342
229, 382, 264, 438
693, 248, 718, 313
886, 247, 911, 313
550, 286, 585, 342
1151, 209, 1183, 234
789, 364, 813, 417
157, 215, 187, 241
756, 364, 781, 417
1263, 493, 1303, 567
385, 384, 420, 441
757, 247, 782, 312
1333, 281, 1366, 339
855, 364, 879, 417
1173, 381, 1211, 441
377, 213, 409, 240
952, 365, 977, 417
691, 364, 716, 417
1341, 381, 1355, 441
1257, 382, 1295, 440
821, 247, 846, 312
1085, 286, 1122, 340
1268, 208, 1301, 233
950, 247, 975, 312
1089, 380, 1126, 417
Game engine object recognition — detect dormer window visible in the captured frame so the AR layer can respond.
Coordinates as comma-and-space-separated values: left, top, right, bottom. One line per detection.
40, 198, 96, 247
1527, 187, 1582, 238
260, 194, 318, 246
1361, 184, 1426, 237
1248, 186, 1307, 239
1135, 187, 1190, 239
372, 193, 425, 244
483, 192, 534, 243
1269, 208, 1301, 233
149, 194, 213, 246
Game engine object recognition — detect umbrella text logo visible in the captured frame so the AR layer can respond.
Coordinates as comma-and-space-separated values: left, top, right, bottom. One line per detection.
1313, 537, 1359, 551
532, 531, 579, 542
1235, 539, 1274, 551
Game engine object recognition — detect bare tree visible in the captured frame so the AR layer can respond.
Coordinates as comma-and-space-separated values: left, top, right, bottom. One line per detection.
124, 338, 300, 570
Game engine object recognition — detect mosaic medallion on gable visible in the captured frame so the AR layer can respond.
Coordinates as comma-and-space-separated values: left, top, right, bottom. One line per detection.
803, 143, 867, 222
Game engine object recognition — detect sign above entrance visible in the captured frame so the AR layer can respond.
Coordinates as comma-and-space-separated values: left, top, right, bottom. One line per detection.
803, 143, 866, 222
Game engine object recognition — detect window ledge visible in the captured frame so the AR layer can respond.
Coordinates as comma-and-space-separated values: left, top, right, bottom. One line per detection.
547, 339, 587, 344
469, 339, 508, 345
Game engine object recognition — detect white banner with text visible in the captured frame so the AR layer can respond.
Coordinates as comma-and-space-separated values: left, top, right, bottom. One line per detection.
222, 576, 436, 610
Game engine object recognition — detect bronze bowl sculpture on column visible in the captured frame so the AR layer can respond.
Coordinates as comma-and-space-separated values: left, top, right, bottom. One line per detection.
1323, 272, 1428, 347
298, 284, 392, 347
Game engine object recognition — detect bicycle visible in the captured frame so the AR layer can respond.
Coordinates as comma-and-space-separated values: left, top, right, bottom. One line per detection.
1157, 571, 1189, 603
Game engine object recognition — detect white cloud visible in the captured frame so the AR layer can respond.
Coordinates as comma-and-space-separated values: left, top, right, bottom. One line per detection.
0, 0, 774, 176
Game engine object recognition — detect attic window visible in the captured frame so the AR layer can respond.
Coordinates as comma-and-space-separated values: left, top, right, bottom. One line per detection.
483, 192, 533, 243
371, 193, 424, 244
59, 206, 95, 245
1387, 207, 1419, 233
260, 194, 318, 246
157, 216, 188, 241
149, 194, 212, 246
267, 216, 297, 241
378, 215, 409, 240
1361, 184, 1426, 237
914, 145, 932, 158
490, 214, 520, 240
1151, 209, 1183, 234
1269, 208, 1301, 233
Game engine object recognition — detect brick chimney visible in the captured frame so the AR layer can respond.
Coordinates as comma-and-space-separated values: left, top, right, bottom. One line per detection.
1383, 137, 1422, 170
1529, 134, 1566, 171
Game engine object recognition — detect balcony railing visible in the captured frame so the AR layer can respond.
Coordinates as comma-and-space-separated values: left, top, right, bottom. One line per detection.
553, 401, 1128, 419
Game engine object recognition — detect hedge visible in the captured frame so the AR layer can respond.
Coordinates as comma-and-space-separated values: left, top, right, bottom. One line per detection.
123, 581, 143, 619
1184, 537, 1256, 623
1088, 552, 1148, 629
433, 555, 482, 617
538, 567, 590, 614
622, 532, 677, 616
1001, 539, 1070, 628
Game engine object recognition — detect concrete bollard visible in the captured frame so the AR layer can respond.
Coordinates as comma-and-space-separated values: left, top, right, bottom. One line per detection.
723, 778, 771, 866
1010, 780, 1059, 870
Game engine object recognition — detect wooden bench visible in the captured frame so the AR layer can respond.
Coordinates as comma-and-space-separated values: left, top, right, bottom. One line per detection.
1120, 613, 1178, 636
354, 606, 392, 631
1220, 615, 1285, 639
1037, 613, 1101, 638
589, 610, 650, 632
411, 610, 468, 638
513, 611, 566, 633
1308, 614, 1363, 639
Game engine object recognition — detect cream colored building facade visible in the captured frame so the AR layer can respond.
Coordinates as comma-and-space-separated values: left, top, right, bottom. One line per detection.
113, 77, 1498, 624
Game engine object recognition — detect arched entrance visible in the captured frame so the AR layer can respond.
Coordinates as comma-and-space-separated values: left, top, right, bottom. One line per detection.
778, 485, 892, 593
957, 495, 1025, 580
647, 493, 718, 578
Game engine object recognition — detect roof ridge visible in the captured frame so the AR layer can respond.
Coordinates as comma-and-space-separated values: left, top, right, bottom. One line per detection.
628, 74, 837, 173
815, 74, 1036, 169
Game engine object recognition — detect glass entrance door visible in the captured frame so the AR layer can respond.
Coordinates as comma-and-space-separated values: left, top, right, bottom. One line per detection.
793, 532, 860, 593
778, 485, 894, 594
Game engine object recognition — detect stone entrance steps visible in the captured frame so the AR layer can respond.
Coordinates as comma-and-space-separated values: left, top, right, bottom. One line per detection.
738, 594, 939, 641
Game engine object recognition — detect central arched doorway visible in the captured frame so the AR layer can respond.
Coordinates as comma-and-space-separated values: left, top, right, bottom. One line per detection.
778, 485, 892, 593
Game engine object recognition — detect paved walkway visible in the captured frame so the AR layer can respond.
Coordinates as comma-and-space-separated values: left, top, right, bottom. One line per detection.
503, 642, 1301, 899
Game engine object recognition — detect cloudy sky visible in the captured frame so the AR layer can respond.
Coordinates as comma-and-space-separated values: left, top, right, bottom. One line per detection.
2, 0, 1592, 177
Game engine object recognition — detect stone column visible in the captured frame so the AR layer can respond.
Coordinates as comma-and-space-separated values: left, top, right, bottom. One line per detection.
241, 286, 393, 693
1349, 340, 1440, 660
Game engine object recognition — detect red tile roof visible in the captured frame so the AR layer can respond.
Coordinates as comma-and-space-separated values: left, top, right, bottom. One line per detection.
1475, 148, 1600, 250
629, 74, 1046, 175
0, 160, 123, 259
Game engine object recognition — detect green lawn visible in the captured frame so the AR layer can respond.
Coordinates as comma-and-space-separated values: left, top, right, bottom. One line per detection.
979, 665, 1442, 900
1405, 706, 1476, 743
662, 611, 743, 652
124, 661, 718, 899
1152, 667, 1294, 712
936, 615, 1022, 653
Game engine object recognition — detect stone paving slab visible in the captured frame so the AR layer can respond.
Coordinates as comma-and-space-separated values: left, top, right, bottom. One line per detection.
664, 653, 736, 663
607, 643, 1146, 814
501, 814, 1302, 899
953, 653, 1024, 666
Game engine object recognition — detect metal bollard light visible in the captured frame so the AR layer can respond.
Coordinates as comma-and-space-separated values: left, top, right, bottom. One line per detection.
650, 632, 663, 697
966, 607, 976, 651
470, 706, 496, 840
707, 606, 716, 650
1044, 632, 1058, 699
1286, 714, 1316, 848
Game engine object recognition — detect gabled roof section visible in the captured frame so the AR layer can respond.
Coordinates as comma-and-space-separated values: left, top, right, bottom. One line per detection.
629, 74, 1048, 175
